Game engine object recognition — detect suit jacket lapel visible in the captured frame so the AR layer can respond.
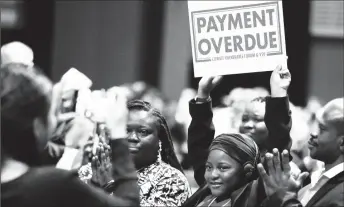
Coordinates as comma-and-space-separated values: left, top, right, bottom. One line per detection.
305, 171, 344, 207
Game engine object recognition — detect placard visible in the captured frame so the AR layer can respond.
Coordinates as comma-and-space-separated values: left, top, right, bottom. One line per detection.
188, 1, 287, 77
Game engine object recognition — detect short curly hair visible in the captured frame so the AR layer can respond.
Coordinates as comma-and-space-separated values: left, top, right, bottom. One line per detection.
1, 63, 52, 165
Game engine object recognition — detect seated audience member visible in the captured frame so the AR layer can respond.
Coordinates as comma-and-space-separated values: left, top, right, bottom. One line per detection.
258, 97, 344, 207
182, 132, 260, 207
80, 100, 191, 206
213, 87, 270, 136
185, 64, 297, 207
189, 64, 293, 186
287, 98, 324, 186
288, 103, 311, 177
1, 63, 139, 207
127, 100, 190, 206
239, 96, 292, 159
112, 82, 187, 165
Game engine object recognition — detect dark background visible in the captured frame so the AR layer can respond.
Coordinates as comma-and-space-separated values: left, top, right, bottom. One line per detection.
2, 1, 343, 106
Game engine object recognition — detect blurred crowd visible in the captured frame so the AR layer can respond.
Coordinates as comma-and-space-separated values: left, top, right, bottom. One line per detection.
1, 41, 343, 207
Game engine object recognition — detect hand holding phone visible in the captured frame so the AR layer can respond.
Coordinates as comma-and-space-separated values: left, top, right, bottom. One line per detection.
60, 68, 93, 114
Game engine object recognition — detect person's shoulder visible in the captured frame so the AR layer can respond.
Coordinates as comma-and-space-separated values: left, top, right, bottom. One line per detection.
159, 162, 189, 183
197, 194, 215, 206
33, 166, 74, 175
31, 166, 79, 182
8, 166, 81, 195
314, 181, 344, 206
156, 162, 191, 197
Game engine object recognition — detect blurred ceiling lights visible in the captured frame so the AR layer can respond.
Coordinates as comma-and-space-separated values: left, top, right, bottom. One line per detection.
0, 1, 24, 29
309, 1, 344, 39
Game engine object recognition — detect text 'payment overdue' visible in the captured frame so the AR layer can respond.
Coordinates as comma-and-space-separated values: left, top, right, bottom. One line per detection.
188, 1, 287, 77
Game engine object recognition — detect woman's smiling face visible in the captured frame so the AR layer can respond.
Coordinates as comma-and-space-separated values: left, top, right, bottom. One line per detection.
204, 150, 243, 197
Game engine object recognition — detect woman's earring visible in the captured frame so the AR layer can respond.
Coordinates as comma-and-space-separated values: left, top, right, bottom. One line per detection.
157, 141, 162, 163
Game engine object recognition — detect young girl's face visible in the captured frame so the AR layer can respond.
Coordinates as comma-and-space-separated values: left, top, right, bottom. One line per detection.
239, 101, 268, 147
204, 150, 243, 198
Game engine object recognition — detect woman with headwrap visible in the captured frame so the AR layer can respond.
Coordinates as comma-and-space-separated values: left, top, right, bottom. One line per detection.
184, 64, 295, 207
79, 100, 191, 206
183, 133, 260, 207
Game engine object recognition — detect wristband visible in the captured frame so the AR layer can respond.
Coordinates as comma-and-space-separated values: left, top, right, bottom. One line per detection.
102, 180, 115, 193
195, 96, 211, 103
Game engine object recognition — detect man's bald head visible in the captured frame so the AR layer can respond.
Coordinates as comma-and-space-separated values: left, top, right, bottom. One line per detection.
309, 98, 344, 162
316, 98, 344, 136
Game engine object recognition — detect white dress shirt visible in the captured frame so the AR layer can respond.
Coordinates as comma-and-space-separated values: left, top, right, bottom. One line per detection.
299, 162, 344, 206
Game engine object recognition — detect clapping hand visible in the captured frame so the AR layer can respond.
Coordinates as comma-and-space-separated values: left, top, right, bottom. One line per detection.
257, 148, 309, 197
91, 142, 113, 187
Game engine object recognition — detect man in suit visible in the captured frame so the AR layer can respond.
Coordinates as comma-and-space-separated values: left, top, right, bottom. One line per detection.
258, 97, 344, 207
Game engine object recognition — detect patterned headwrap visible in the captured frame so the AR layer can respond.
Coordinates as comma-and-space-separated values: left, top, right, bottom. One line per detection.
127, 100, 183, 173
210, 133, 260, 178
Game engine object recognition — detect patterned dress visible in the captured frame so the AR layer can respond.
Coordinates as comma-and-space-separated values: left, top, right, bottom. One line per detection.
78, 161, 191, 206
137, 161, 191, 206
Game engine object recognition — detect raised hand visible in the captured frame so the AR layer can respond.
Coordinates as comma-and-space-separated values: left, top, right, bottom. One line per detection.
91, 142, 113, 187
48, 80, 79, 142
197, 76, 223, 98
51, 82, 78, 122
270, 64, 291, 97
257, 149, 309, 197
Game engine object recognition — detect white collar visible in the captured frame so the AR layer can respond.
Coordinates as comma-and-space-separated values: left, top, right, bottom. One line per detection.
323, 162, 344, 179
310, 162, 344, 187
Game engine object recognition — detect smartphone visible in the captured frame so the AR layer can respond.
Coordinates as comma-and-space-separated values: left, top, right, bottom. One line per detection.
60, 90, 79, 113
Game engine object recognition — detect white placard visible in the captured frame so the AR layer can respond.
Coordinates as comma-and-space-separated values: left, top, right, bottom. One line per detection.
188, 1, 287, 77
